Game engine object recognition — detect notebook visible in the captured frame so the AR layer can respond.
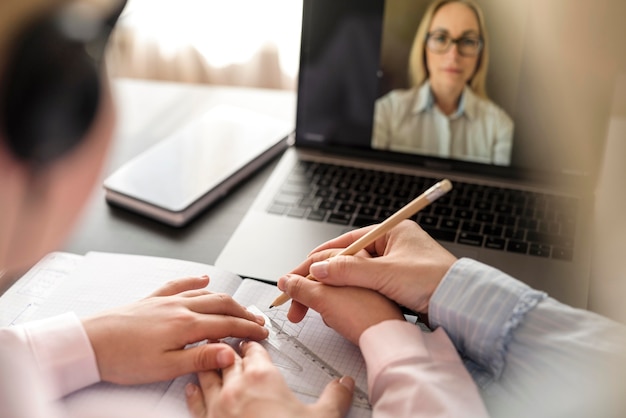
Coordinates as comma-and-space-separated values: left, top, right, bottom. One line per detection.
0, 252, 375, 417
216, 0, 625, 308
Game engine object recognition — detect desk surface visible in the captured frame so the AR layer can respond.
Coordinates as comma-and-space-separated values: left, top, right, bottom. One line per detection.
19, 78, 626, 324
63, 78, 296, 265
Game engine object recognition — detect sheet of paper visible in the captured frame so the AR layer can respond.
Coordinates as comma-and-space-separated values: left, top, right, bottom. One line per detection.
1, 252, 244, 417
1, 252, 372, 417
232, 280, 371, 417
32, 252, 243, 320
157, 280, 372, 418
0, 252, 84, 327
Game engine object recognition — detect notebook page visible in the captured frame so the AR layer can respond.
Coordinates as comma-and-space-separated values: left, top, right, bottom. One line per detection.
32, 252, 243, 320
14, 251, 243, 416
158, 278, 371, 418
0, 252, 84, 327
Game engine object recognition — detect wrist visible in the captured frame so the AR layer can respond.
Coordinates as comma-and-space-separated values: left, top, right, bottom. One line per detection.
412, 256, 457, 313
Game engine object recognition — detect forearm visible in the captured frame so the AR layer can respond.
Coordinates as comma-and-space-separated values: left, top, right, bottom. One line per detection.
428, 258, 545, 382
429, 258, 626, 416
360, 320, 488, 418
0, 312, 100, 398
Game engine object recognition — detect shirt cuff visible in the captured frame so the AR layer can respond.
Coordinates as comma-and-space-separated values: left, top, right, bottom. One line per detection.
22, 312, 100, 398
428, 258, 546, 379
359, 320, 457, 396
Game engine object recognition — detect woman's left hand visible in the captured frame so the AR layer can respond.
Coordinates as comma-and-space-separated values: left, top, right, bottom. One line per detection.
82, 275, 269, 385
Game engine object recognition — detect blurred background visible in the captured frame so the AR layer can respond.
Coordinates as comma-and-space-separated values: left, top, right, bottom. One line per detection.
106, 0, 303, 90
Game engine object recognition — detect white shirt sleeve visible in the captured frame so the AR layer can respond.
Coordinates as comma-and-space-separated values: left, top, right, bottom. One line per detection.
0, 313, 175, 418
359, 319, 488, 418
0, 312, 100, 398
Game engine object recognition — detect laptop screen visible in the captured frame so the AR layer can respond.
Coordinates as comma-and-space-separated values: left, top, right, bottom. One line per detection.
295, 0, 626, 186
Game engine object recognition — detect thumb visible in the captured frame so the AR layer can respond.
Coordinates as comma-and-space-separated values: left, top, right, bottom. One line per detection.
178, 343, 236, 374
309, 256, 378, 288
312, 376, 355, 417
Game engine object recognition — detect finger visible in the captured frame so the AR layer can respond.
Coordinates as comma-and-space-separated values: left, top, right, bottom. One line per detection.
277, 276, 310, 322
188, 315, 269, 342
184, 382, 207, 418
220, 344, 244, 382
178, 289, 212, 298
185, 293, 264, 325
309, 255, 385, 288
174, 343, 236, 376
286, 299, 309, 323
313, 376, 355, 418
186, 370, 222, 417
277, 274, 326, 313
148, 276, 210, 297
288, 248, 337, 277
240, 341, 274, 371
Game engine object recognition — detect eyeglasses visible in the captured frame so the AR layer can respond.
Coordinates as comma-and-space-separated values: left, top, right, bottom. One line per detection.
426, 31, 483, 57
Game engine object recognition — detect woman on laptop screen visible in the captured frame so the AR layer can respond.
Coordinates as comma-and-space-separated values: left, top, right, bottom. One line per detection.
372, 0, 513, 165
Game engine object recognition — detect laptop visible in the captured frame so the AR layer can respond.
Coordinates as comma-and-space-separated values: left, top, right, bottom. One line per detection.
216, 0, 623, 309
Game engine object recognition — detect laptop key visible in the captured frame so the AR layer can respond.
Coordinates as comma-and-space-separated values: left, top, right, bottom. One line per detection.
419, 214, 439, 226
287, 207, 307, 218
422, 226, 457, 242
529, 243, 551, 257
268, 204, 287, 215
273, 193, 302, 206
483, 224, 503, 237
507, 240, 528, 254
328, 213, 352, 225
441, 218, 460, 230
457, 232, 483, 246
485, 236, 506, 250
353, 216, 378, 227
307, 209, 327, 221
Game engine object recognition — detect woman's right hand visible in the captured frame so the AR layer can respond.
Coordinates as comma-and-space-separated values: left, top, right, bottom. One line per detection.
284, 220, 457, 316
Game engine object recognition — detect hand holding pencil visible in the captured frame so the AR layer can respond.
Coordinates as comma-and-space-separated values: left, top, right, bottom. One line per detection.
269, 178, 453, 308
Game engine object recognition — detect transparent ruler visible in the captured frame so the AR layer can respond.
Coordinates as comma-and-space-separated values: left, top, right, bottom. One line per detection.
226, 306, 372, 414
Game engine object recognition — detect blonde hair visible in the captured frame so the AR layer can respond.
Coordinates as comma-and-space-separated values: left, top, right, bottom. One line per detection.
408, 0, 489, 99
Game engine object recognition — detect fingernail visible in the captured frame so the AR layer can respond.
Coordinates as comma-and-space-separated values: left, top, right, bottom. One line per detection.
277, 275, 290, 291
310, 260, 329, 279
185, 383, 197, 397
216, 349, 233, 368
254, 314, 265, 325
339, 376, 355, 391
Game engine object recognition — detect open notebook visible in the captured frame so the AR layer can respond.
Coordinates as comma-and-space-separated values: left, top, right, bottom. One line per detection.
0, 252, 392, 417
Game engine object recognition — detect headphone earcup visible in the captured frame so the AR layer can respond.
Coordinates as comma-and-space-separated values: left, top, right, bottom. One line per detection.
2, 17, 101, 166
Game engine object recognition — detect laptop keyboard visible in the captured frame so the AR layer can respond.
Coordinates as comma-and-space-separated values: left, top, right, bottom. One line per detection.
267, 161, 578, 261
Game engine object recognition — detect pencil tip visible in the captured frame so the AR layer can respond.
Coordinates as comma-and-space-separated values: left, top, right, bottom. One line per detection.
269, 305, 275, 309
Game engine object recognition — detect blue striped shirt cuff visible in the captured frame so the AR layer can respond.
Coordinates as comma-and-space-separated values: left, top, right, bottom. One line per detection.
428, 258, 547, 382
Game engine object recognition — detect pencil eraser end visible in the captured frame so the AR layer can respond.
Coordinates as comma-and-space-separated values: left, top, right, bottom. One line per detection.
439, 179, 453, 192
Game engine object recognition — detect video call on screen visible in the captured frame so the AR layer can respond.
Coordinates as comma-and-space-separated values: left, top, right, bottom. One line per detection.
296, 0, 625, 178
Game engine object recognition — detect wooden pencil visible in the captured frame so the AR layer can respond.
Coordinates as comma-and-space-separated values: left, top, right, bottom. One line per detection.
269, 178, 453, 308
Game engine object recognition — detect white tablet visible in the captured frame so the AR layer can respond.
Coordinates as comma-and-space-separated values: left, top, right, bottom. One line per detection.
103, 104, 293, 226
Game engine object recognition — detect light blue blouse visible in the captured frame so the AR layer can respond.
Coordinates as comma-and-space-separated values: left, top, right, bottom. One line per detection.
430, 258, 626, 417
373, 82, 514, 165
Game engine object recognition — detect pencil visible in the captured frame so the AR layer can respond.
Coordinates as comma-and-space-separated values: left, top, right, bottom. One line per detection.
269, 178, 453, 308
